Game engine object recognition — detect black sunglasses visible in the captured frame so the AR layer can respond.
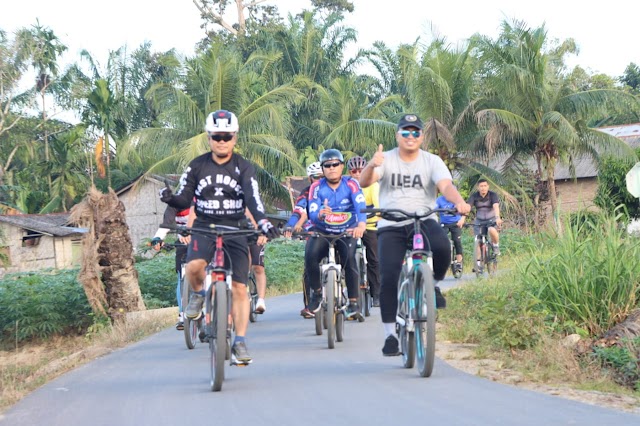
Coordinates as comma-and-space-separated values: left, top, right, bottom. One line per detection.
209, 133, 234, 142
322, 162, 343, 169
399, 130, 421, 138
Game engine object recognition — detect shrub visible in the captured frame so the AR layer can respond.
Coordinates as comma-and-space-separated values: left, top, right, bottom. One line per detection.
592, 337, 640, 391
521, 211, 640, 335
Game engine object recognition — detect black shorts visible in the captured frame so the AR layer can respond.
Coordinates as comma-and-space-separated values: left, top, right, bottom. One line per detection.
249, 243, 265, 267
186, 232, 250, 284
473, 219, 497, 236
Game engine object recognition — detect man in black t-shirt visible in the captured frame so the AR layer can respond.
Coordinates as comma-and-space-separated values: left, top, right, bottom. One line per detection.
160, 109, 278, 365
461, 178, 503, 258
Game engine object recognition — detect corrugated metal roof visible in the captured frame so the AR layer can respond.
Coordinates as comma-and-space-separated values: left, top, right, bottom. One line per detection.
0, 213, 82, 237
597, 123, 640, 138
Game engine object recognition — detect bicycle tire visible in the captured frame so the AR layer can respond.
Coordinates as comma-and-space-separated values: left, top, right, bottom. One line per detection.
326, 269, 337, 349
210, 281, 227, 392
356, 252, 367, 317
415, 263, 436, 377
487, 245, 497, 276
248, 273, 258, 323
474, 239, 483, 278
181, 275, 197, 349
400, 325, 415, 368
315, 305, 323, 335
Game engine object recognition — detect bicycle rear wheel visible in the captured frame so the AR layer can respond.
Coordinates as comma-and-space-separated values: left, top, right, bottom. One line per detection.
326, 270, 337, 349
248, 272, 258, 323
210, 281, 227, 391
182, 275, 198, 349
336, 280, 345, 342
415, 263, 436, 378
474, 239, 484, 278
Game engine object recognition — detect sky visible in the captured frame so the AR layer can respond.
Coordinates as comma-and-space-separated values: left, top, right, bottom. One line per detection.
1, 0, 637, 78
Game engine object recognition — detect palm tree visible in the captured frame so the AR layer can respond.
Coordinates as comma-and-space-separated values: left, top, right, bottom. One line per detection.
16, 21, 67, 164
472, 20, 640, 226
130, 44, 305, 202
38, 125, 92, 212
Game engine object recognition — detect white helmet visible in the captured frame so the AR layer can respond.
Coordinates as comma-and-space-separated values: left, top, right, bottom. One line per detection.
205, 110, 239, 133
306, 161, 323, 177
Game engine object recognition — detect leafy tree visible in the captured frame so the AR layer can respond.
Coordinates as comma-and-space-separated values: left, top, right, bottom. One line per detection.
620, 62, 640, 94
594, 149, 640, 219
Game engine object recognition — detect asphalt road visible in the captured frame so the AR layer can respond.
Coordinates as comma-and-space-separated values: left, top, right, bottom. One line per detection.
2, 279, 638, 426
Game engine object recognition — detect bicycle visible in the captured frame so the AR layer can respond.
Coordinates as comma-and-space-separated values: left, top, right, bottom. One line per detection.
362, 206, 456, 377
473, 221, 498, 278
298, 231, 352, 349
161, 222, 261, 392
355, 237, 372, 317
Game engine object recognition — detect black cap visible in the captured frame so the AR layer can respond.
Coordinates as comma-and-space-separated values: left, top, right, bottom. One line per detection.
397, 114, 423, 130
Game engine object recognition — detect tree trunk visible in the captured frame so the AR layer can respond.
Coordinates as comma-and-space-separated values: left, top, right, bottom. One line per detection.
70, 187, 145, 322
594, 309, 640, 348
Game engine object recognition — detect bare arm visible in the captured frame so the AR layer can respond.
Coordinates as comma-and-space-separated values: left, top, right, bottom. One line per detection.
437, 179, 470, 215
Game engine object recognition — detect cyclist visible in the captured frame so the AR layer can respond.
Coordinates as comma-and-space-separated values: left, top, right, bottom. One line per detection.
461, 178, 502, 261
346, 155, 381, 307
283, 162, 324, 319
306, 149, 367, 321
159, 109, 279, 365
150, 205, 191, 330
436, 192, 464, 274
359, 113, 470, 356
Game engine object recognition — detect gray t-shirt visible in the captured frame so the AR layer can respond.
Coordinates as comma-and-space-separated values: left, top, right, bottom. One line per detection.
374, 148, 452, 228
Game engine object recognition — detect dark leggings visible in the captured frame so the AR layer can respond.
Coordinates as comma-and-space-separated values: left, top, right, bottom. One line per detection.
378, 219, 450, 323
442, 224, 463, 257
362, 230, 380, 298
305, 235, 359, 299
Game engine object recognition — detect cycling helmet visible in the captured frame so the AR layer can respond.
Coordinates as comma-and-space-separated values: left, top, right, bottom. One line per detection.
205, 109, 239, 133
347, 156, 367, 170
306, 161, 323, 177
319, 149, 344, 165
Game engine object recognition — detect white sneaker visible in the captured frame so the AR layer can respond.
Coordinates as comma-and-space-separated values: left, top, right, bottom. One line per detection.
255, 298, 266, 314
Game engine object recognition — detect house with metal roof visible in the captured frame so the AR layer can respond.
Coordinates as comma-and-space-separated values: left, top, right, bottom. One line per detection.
0, 212, 85, 273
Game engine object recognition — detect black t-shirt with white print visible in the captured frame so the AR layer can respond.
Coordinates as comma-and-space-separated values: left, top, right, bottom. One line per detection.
168, 152, 267, 227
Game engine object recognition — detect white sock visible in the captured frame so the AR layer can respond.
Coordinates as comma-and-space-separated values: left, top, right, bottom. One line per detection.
383, 322, 395, 338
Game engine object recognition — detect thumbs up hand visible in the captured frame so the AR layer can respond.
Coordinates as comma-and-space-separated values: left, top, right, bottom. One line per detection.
319, 198, 332, 221
371, 144, 385, 167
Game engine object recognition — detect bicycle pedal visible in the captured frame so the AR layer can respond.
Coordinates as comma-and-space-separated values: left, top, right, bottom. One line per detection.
231, 359, 252, 367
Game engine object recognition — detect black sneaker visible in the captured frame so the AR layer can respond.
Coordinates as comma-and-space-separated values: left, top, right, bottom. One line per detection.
231, 341, 252, 365
435, 286, 446, 309
372, 296, 380, 307
382, 335, 401, 356
346, 302, 364, 322
308, 291, 322, 313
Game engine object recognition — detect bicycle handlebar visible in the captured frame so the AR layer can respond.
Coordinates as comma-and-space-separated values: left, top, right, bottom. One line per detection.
361, 207, 458, 222
160, 223, 261, 238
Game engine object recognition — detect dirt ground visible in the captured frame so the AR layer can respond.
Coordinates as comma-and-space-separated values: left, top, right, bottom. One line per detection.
436, 339, 640, 414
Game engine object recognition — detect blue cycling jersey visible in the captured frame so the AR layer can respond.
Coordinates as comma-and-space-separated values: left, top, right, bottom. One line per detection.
436, 195, 461, 225
308, 177, 367, 234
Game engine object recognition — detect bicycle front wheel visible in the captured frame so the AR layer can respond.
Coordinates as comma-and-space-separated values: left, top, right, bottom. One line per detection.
326, 270, 337, 349
210, 281, 227, 391
415, 263, 436, 378
182, 275, 197, 349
